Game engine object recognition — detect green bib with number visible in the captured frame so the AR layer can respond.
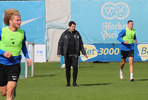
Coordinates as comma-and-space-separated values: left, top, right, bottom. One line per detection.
122, 27, 136, 44
0, 27, 24, 56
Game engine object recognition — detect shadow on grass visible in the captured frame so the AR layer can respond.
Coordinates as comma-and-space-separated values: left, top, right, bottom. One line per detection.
34, 74, 55, 77
136, 79, 148, 81
79, 83, 111, 86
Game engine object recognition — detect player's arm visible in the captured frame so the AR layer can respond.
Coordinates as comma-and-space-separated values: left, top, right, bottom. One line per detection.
117, 29, 128, 44
79, 33, 88, 58
0, 28, 12, 58
134, 33, 137, 43
22, 31, 32, 66
0, 29, 5, 55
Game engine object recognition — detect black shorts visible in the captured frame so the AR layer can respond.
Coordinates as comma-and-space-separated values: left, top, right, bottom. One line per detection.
0, 63, 20, 86
121, 50, 134, 59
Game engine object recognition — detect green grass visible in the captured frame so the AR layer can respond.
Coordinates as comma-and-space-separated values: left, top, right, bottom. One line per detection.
1, 62, 148, 100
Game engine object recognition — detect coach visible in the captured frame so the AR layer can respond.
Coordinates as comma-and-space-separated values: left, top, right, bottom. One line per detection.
57, 21, 88, 87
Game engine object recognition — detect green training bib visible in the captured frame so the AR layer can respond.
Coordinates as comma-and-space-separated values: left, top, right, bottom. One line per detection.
0, 27, 24, 56
122, 27, 136, 44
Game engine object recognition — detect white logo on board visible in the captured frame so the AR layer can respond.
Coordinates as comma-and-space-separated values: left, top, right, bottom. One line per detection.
101, 2, 130, 20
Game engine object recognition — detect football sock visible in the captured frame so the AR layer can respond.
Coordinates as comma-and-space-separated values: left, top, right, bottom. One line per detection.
130, 73, 133, 79
120, 69, 123, 74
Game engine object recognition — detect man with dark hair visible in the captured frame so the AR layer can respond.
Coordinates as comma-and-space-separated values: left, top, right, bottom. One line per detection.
57, 21, 88, 87
127, 20, 133, 24
117, 20, 137, 81
68, 21, 76, 26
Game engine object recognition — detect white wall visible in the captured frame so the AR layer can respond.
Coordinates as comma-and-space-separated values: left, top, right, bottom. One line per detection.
45, 0, 70, 62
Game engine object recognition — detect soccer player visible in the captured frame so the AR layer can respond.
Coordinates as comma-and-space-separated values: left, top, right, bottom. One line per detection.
0, 9, 32, 100
117, 20, 137, 81
57, 21, 88, 87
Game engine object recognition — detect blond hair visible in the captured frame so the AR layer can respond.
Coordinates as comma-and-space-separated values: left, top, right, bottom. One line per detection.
3, 9, 20, 26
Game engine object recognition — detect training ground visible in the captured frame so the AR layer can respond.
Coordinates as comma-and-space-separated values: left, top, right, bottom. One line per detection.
0, 62, 148, 100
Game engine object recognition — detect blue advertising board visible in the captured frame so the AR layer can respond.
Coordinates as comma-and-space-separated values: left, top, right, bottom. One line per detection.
60, 43, 148, 67
71, 0, 148, 43
79, 43, 148, 62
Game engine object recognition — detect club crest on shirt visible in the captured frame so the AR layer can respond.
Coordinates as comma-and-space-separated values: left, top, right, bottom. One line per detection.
65, 35, 68, 38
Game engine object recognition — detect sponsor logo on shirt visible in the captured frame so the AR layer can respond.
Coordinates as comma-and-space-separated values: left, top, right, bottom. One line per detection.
65, 35, 68, 38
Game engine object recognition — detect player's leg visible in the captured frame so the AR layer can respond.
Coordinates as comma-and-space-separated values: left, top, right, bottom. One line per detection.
120, 59, 126, 79
13, 84, 17, 99
71, 56, 78, 87
128, 50, 134, 81
120, 59, 126, 69
6, 63, 21, 99
0, 64, 7, 97
0, 86, 7, 96
129, 57, 134, 81
65, 56, 72, 86
6, 81, 16, 100
120, 50, 127, 79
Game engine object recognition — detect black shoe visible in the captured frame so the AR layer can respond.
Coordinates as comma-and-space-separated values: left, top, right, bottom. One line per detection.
73, 83, 78, 87
66, 84, 70, 87
130, 79, 134, 82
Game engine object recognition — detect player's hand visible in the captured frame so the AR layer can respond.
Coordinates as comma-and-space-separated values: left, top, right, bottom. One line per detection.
4, 51, 12, 58
135, 40, 137, 43
85, 54, 88, 58
124, 41, 128, 44
57, 55, 60, 57
27, 58, 32, 66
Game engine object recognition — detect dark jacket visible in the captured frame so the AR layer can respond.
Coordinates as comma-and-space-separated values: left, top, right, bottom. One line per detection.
57, 29, 86, 57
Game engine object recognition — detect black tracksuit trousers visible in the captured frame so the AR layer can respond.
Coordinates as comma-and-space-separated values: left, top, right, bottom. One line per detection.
65, 55, 79, 84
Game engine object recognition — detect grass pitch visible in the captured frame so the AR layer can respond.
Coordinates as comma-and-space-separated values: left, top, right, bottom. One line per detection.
0, 62, 148, 100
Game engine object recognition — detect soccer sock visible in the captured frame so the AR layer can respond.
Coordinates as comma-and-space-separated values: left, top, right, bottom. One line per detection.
120, 69, 123, 74
130, 73, 133, 79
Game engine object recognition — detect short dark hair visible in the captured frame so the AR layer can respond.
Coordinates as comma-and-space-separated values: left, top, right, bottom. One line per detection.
127, 20, 133, 24
68, 21, 76, 26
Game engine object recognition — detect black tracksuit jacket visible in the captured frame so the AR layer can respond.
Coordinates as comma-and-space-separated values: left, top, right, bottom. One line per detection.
57, 29, 86, 57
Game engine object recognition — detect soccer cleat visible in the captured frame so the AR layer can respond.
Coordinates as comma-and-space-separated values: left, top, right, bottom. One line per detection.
120, 73, 123, 79
130, 79, 134, 82
73, 83, 78, 87
66, 84, 70, 87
